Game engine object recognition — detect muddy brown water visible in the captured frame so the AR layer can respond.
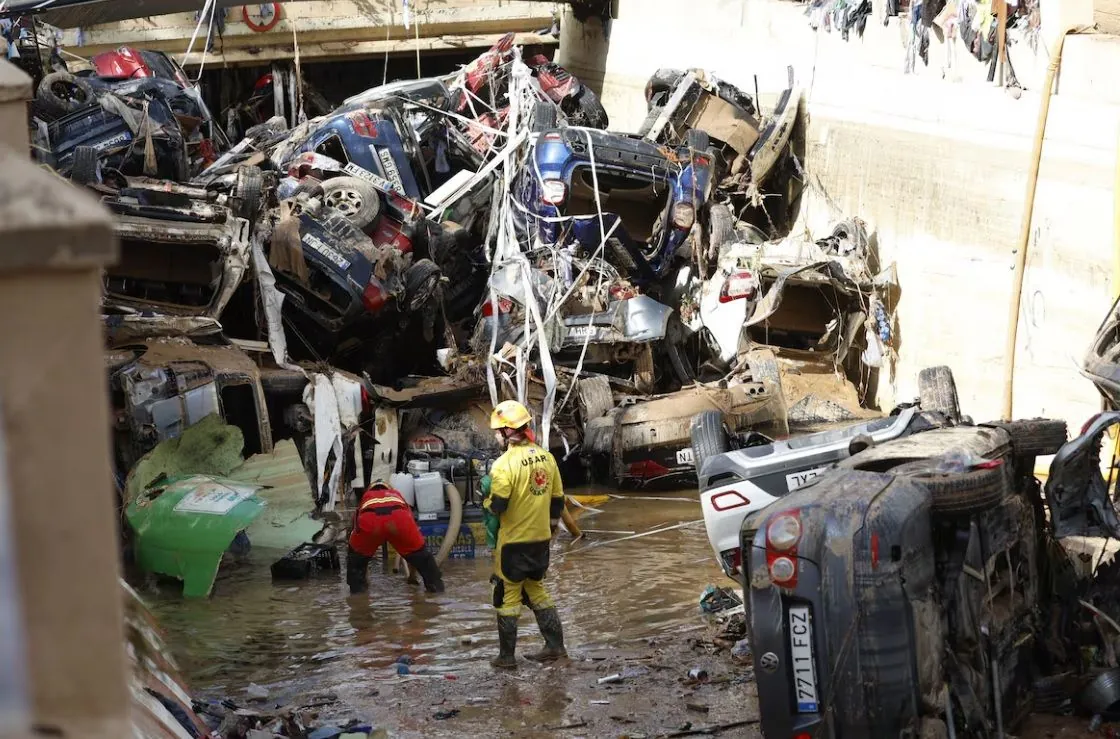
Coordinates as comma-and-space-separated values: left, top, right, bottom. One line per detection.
138, 488, 743, 734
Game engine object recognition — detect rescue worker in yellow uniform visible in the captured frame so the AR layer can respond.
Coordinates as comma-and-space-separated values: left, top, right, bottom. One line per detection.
484, 400, 568, 669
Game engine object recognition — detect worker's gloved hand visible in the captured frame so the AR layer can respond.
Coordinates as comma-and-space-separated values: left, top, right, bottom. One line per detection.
550, 518, 560, 537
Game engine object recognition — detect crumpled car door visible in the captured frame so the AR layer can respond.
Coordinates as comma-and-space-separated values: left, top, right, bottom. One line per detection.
1045, 412, 1120, 539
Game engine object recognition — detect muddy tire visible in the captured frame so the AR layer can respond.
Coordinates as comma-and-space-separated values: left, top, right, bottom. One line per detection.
566, 87, 609, 129
577, 375, 614, 425
984, 419, 1067, 458
70, 145, 100, 185
404, 259, 443, 311
234, 165, 265, 220
891, 459, 1009, 515
707, 203, 736, 261
260, 369, 310, 396
665, 314, 697, 386
645, 68, 684, 108
691, 410, 731, 476
321, 176, 382, 231
531, 101, 558, 133
633, 344, 655, 394
919, 366, 961, 424
37, 71, 94, 115
686, 128, 710, 153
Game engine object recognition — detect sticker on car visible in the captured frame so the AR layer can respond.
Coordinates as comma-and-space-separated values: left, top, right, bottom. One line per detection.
676, 447, 694, 465
788, 605, 819, 713
785, 466, 827, 492
302, 233, 351, 271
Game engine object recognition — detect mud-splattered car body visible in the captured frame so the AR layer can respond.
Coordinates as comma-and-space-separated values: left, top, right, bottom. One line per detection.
741, 419, 1082, 737
100, 185, 251, 319
107, 334, 274, 473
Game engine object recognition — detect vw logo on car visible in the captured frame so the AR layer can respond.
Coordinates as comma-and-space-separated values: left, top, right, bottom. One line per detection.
758, 651, 780, 673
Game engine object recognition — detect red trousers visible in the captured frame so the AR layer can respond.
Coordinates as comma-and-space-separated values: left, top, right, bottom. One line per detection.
348, 503, 426, 557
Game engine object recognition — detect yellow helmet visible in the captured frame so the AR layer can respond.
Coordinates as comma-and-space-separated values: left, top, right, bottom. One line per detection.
490, 400, 533, 430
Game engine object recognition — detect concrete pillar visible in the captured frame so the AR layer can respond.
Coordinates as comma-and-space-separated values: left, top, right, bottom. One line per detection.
0, 61, 129, 739
555, 5, 612, 96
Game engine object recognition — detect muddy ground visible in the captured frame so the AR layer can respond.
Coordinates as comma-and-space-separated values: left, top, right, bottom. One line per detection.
135, 488, 1106, 738
138, 490, 761, 738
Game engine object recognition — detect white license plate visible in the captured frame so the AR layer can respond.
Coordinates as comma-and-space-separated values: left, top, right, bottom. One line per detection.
676, 447, 695, 465
568, 325, 598, 339
301, 233, 351, 270
343, 161, 404, 196
788, 605, 819, 713
785, 466, 827, 492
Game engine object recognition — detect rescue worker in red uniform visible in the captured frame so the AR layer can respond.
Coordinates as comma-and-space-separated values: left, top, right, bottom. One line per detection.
484, 400, 567, 669
346, 481, 445, 594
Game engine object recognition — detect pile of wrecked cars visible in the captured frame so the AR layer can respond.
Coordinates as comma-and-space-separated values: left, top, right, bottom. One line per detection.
696, 354, 1120, 737
20, 27, 897, 599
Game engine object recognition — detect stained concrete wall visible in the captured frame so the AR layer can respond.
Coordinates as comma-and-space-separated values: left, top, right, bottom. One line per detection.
571, 0, 1120, 428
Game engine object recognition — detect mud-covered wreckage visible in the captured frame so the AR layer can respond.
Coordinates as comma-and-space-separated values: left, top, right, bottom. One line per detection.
18, 23, 896, 595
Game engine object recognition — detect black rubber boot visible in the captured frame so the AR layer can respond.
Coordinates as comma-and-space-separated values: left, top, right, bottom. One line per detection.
524, 607, 567, 662
404, 549, 445, 593
346, 547, 371, 595
490, 615, 519, 669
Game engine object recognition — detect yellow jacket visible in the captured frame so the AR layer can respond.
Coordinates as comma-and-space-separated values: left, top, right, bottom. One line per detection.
485, 441, 564, 545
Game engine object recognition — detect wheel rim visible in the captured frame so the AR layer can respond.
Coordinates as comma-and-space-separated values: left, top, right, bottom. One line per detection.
53, 81, 84, 102
325, 188, 362, 216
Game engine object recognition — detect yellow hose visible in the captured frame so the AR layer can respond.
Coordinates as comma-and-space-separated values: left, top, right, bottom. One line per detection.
1001, 27, 1083, 420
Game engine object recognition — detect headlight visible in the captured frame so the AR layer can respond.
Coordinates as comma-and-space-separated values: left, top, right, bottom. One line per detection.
767, 513, 802, 551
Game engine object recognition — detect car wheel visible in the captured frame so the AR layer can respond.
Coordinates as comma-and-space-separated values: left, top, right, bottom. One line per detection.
706, 202, 736, 265
632, 344, 655, 394
260, 369, 309, 396
404, 259, 443, 311
686, 128, 710, 152
37, 71, 94, 115
983, 419, 1068, 458
918, 366, 961, 424
690, 410, 731, 477
70, 145, 100, 185
645, 68, 684, 108
531, 100, 559, 133
891, 458, 1009, 515
568, 87, 609, 129
665, 314, 697, 386
234, 165, 265, 220
321, 176, 382, 231
576, 374, 614, 425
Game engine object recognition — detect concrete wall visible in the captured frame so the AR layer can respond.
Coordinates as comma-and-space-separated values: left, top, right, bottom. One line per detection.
58, 0, 557, 65
574, 0, 1120, 428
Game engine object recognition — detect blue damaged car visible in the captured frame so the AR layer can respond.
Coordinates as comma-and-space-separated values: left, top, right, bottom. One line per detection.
515, 106, 716, 284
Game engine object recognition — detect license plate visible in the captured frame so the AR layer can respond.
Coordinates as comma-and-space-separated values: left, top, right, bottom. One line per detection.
788, 605, 819, 713
301, 233, 351, 271
785, 466, 827, 492
376, 147, 406, 192
343, 161, 405, 197
568, 325, 598, 339
676, 447, 694, 465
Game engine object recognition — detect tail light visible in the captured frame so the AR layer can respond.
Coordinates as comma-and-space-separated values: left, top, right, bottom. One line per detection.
710, 490, 751, 511
482, 297, 513, 317
672, 202, 696, 230
766, 511, 802, 587
719, 270, 758, 303
362, 278, 388, 312
720, 547, 742, 576
541, 180, 567, 205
